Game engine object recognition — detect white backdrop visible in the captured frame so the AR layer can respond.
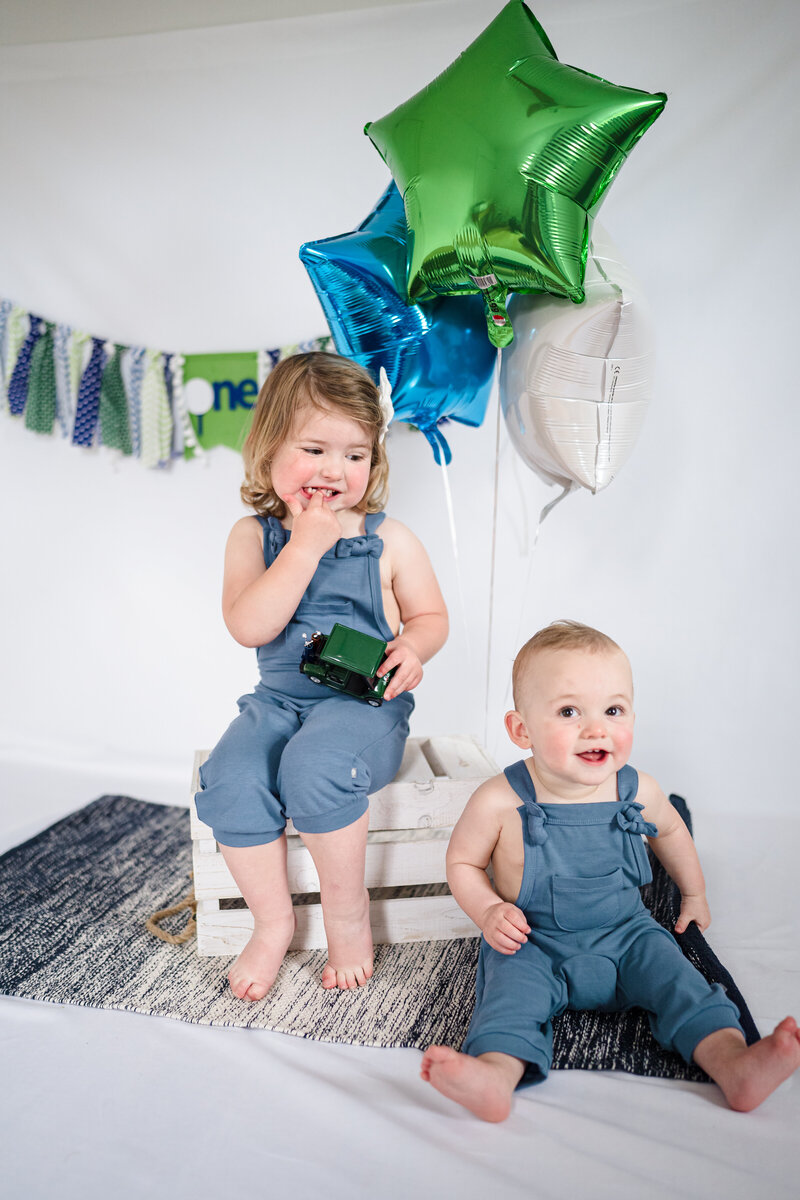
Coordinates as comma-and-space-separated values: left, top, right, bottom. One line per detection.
1, 0, 797, 831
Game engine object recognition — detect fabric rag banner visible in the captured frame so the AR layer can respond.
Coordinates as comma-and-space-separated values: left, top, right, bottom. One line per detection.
0, 297, 333, 464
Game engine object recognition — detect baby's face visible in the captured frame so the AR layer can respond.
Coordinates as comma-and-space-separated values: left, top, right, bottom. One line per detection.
513, 647, 635, 794
271, 403, 373, 514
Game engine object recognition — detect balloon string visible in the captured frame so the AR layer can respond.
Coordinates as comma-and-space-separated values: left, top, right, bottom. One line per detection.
501, 482, 575, 716
440, 459, 473, 668
483, 394, 502, 748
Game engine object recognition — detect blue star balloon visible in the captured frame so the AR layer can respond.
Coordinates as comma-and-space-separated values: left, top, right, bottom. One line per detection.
299, 183, 497, 464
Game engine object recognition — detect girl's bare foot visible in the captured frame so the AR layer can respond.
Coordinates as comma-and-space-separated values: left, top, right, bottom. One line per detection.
228, 911, 297, 1001
320, 886, 373, 989
694, 1016, 800, 1111
420, 1046, 524, 1122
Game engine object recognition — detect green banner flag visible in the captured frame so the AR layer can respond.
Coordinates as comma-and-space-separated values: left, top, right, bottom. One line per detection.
183, 352, 260, 452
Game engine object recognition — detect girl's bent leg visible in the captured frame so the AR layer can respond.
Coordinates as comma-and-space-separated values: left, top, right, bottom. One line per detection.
692, 1016, 800, 1111
420, 1048, 526, 1122
219, 836, 296, 1001
298, 810, 372, 990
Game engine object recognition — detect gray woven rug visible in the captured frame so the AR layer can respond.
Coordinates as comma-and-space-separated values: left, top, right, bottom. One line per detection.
0, 795, 758, 1079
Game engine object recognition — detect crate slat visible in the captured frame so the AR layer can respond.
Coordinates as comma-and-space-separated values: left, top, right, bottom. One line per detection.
196, 895, 478, 956
193, 829, 450, 900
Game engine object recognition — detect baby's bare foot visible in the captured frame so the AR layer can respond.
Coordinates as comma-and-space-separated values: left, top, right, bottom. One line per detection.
320, 887, 373, 990
714, 1017, 800, 1112
228, 912, 296, 1002
420, 1046, 517, 1122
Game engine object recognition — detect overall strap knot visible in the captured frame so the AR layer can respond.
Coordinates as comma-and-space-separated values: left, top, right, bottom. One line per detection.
616, 800, 657, 838
524, 802, 549, 846
259, 516, 288, 562
334, 536, 382, 559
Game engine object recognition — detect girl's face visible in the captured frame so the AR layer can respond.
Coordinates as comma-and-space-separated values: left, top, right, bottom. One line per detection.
270, 402, 374, 513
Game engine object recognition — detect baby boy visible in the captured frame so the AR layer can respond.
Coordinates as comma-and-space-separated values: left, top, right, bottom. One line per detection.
421, 620, 800, 1120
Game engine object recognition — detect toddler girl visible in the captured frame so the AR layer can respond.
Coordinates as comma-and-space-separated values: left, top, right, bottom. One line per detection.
197, 352, 448, 999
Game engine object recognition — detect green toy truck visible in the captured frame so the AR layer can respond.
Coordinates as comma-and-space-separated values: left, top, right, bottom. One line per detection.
299, 622, 395, 706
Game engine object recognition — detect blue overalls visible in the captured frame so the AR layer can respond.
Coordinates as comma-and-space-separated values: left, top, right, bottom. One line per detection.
195, 512, 414, 847
463, 760, 743, 1085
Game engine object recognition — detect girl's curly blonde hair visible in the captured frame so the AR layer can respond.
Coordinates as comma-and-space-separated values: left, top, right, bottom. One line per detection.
240, 352, 389, 518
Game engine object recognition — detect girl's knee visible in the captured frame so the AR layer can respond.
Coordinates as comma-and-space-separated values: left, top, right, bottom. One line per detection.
279, 746, 371, 832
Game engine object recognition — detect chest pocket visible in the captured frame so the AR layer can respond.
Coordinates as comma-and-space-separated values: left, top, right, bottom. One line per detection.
290, 599, 354, 637
551, 868, 622, 931
264, 600, 354, 661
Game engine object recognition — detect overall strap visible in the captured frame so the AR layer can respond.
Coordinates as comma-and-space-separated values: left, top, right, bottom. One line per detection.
505, 761, 548, 850
616, 763, 640, 803
614, 765, 658, 837
364, 511, 386, 535
505, 761, 544, 912
257, 514, 287, 567
503, 760, 537, 806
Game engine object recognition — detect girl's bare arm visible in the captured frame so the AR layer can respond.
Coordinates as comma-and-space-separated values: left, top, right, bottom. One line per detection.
377, 519, 449, 698
222, 493, 342, 647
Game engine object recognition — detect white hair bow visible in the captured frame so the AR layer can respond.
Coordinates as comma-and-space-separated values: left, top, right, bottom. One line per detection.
378, 366, 394, 444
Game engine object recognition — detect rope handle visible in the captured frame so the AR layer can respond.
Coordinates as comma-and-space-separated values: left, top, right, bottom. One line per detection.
145, 884, 197, 945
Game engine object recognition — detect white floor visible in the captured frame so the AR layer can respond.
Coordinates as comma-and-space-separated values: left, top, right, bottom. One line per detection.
2, 768, 799, 1200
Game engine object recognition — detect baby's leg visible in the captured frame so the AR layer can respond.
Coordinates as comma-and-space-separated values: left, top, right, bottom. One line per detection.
693, 1017, 800, 1111
219, 837, 296, 1001
298, 810, 372, 989
420, 1048, 525, 1122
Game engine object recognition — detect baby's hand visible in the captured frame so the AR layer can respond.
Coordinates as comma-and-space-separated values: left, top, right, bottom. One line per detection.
378, 636, 423, 700
481, 901, 531, 955
283, 491, 342, 559
675, 892, 711, 934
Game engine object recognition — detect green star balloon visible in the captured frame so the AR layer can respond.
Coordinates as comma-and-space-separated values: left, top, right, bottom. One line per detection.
365, 1, 666, 348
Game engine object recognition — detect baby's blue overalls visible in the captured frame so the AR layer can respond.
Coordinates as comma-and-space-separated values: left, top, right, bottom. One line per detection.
195, 512, 414, 846
463, 761, 743, 1085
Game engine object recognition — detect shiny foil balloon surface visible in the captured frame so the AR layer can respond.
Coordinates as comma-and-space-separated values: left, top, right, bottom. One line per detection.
300, 183, 497, 464
499, 225, 654, 493
365, 1, 666, 349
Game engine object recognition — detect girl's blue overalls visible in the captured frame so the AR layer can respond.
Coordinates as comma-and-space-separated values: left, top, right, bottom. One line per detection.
463, 761, 743, 1085
195, 512, 414, 847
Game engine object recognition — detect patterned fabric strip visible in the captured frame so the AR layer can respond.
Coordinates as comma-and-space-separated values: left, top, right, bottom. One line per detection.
54, 324, 75, 438
139, 348, 173, 467
72, 336, 107, 446
0, 299, 12, 411
7, 314, 45, 416
125, 346, 146, 458
99, 343, 132, 455
168, 352, 203, 460
24, 322, 57, 434
4, 306, 26, 387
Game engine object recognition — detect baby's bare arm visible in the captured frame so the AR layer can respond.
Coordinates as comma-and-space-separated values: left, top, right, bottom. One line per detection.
639, 773, 710, 932
447, 779, 530, 954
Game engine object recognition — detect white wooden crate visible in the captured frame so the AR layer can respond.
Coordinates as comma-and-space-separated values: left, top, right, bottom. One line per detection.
190, 734, 496, 956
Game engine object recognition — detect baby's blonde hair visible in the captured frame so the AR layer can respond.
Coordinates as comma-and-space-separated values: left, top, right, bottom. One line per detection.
240, 352, 389, 518
512, 620, 624, 708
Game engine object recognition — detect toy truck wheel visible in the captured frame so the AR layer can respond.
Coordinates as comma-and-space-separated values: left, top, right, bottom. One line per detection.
367, 698, 381, 707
